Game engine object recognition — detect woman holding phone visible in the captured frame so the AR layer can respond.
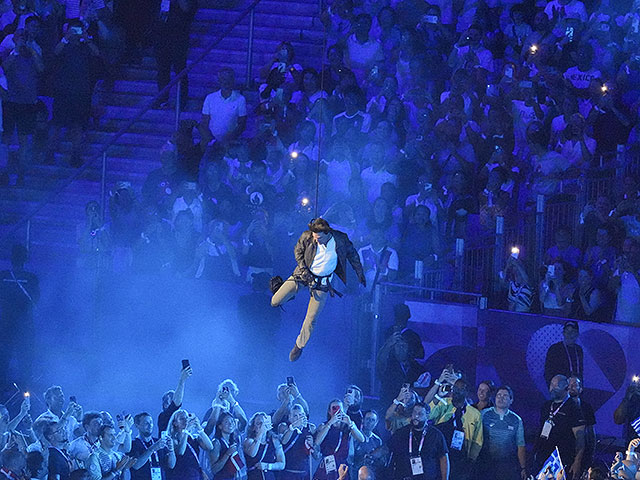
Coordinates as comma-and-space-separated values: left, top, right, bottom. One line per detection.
244, 413, 285, 479
313, 400, 364, 480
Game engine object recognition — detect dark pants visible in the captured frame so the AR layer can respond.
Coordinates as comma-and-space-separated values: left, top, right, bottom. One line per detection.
156, 35, 189, 103
0, 316, 35, 392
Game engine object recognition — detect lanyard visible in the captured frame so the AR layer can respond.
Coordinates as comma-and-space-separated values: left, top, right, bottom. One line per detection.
563, 342, 578, 376
283, 431, 300, 454
331, 430, 344, 455
408, 429, 426, 456
549, 396, 570, 420
248, 442, 269, 471
1, 468, 19, 480
141, 437, 160, 465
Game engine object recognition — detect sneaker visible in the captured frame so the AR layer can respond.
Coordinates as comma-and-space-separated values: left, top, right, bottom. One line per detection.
289, 344, 303, 362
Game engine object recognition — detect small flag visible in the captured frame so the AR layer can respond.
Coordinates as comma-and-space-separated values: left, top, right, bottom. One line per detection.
536, 447, 566, 480
632, 415, 640, 436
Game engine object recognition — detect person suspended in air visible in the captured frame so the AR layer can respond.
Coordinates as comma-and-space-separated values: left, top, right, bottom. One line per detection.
270, 217, 366, 362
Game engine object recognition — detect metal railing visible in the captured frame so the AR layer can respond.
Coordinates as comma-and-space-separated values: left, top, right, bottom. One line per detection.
0, 0, 263, 249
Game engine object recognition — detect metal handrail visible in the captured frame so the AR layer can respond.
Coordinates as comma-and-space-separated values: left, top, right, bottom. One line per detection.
0, 0, 262, 246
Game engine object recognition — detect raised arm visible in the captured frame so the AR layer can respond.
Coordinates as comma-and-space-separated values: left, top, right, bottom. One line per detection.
173, 366, 193, 408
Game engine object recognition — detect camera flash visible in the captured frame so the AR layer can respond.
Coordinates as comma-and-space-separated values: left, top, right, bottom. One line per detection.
601, 84, 608, 93
511, 247, 520, 255
530, 45, 538, 54
301, 197, 310, 206
633, 375, 640, 383
24, 392, 30, 397
290, 151, 299, 159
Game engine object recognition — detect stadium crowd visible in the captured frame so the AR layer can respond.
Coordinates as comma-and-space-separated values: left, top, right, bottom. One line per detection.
0, 360, 638, 480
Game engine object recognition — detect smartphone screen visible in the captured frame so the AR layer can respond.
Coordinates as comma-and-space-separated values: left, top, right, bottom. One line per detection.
182, 359, 190, 369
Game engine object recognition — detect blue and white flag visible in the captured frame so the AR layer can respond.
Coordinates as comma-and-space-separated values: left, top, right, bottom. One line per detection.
536, 447, 566, 480
632, 415, 640, 436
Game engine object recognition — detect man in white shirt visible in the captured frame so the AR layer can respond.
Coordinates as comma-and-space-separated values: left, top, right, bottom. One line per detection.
200, 67, 247, 146
271, 218, 366, 361
35, 385, 82, 441
358, 228, 398, 292
345, 13, 384, 84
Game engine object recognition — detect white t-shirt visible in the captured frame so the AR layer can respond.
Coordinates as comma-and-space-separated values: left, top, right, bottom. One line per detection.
454, 45, 495, 72
615, 270, 640, 324
172, 195, 203, 233
201, 90, 247, 140
324, 159, 356, 197
361, 167, 397, 203
563, 66, 601, 90
35, 410, 80, 441
346, 34, 383, 70
358, 244, 399, 290
310, 236, 338, 277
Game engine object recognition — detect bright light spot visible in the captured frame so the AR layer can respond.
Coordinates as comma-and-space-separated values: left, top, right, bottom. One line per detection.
291, 151, 299, 159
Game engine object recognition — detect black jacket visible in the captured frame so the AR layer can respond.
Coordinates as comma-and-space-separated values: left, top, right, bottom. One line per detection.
292, 229, 364, 286
544, 341, 584, 386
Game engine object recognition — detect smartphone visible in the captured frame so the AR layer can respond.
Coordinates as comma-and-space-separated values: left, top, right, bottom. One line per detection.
547, 265, 555, 277
181, 359, 190, 369
423, 14, 438, 24
286, 376, 295, 386
565, 26, 574, 42
330, 405, 341, 415
24, 392, 30, 398
402, 383, 410, 390
70, 26, 83, 35
511, 247, 520, 259
70, 395, 77, 403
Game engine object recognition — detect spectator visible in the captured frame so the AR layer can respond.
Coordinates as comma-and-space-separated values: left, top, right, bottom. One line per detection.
35, 386, 82, 440
426, 378, 483, 480
259, 41, 302, 90
49, 19, 101, 167
533, 375, 586, 479
343, 385, 364, 430
383, 303, 425, 361
568, 376, 596, 472
583, 226, 617, 286
129, 412, 176, 480
349, 410, 382, 480
158, 366, 192, 433
171, 181, 203, 233
345, 14, 384, 84
386, 402, 449, 480
243, 413, 285, 478
331, 88, 371, 139
472, 380, 495, 411
2, 25, 43, 183
200, 68, 247, 147
165, 409, 212, 480
544, 320, 584, 386
478, 386, 527, 480
504, 251, 534, 313
572, 268, 609, 321
0, 448, 27, 480
544, 0, 588, 24
44, 421, 71, 480
613, 379, 640, 445
611, 237, 640, 324
68, 412, 103, 468
399, 205, 440, 278
314, 400, 365, 480
358, 228, 399, 291
449, 24, 495, 72
155, 0, 197, 108
0, 244, 39, 392
87, 425, 136, 480
555, 113, 595, 167
278, 404, 319, 479
539, 260, 576, 317
271, 382, 310, 427
545, 226, 582, 269
376, 334, 425, 411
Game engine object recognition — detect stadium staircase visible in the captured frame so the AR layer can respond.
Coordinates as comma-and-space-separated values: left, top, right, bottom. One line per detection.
0, 0, 326, 266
